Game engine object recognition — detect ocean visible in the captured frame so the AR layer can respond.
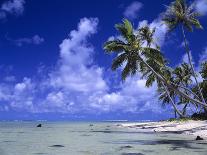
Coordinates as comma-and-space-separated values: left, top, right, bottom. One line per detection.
0, 121, 206, 155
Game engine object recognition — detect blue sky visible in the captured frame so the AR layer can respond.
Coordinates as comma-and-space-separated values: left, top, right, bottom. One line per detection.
0, 0, 207, 121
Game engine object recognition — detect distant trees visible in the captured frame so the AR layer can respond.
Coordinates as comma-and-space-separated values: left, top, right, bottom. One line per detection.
103, 0, 207, 118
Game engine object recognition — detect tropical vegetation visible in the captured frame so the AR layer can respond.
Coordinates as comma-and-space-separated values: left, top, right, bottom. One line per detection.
103, 0, 207, 119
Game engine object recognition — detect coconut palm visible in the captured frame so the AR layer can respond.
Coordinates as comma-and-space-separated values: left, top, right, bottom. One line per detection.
104, 19, 187, 117
193, 62, 207, 103
158, 68, 186, 118
137, 25, 185, 117
104, 19, 165, 81
104, 19, 207, 110
173, 63, 199, 115
162, 0, 205, 105
200, 62, 207, 80
138, 26, 156, 48
173, 63, 193, 86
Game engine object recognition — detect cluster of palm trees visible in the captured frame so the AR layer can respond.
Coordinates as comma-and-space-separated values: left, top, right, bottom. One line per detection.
104, 0, 207, 118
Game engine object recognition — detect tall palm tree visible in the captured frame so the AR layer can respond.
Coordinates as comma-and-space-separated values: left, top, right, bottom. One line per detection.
158, 70, 185, 118
104, 19, 207, 110
137, 25, 185, 117
173, 63, 193, 86
173, 63, 199, 115
162, 0, 205, 105
138, 26, 156, 48
192, 62, 207, 114
194, 62, 207, 104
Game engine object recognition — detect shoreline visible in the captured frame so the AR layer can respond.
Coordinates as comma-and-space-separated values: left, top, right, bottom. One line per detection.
118, 120, 207, 140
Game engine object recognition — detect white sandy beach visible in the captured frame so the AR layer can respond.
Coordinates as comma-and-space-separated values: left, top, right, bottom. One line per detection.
119, 120, 207, 139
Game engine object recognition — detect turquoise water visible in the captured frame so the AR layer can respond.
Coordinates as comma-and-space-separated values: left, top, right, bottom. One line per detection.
0, 122, 206, 155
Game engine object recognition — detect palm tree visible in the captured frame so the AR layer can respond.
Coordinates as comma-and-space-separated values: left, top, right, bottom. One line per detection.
137, 25, 185, 117
173, 63, 192, 86
104, 19, 165, 81
104, 19, 207, 110
192, 62, 207, 115
138, 26, 156, 48
173, 63, 199, 115
162, 0, 205, 105
158, 72, 185, 118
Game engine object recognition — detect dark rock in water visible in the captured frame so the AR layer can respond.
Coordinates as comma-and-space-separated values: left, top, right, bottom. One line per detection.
36, 124, 42, 127
89, 124, 93, 127
120, 145, 133, 149
49, 145, 64, 147
196, 136, 204, 140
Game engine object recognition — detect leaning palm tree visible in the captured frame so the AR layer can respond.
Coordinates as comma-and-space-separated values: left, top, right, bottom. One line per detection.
158, 69, 186, 118
173, 63, 193, 86
162, 0, 205, 105
173, 63, 200, 114
104, 19, 204, 116
194, 62, 207, 104
104, 19, 207, 110
158, 83, 180, 118
137, 25, 185, 117
104, 19, 165, 81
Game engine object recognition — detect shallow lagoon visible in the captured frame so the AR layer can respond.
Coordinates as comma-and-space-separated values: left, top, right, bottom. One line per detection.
0, 122, 206, 155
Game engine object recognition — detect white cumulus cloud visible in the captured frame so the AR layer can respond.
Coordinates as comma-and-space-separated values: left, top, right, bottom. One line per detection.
124, 1, 143, 19
0, 0, 25, 19
0, 17, 166, 116
195, 0, 207, 16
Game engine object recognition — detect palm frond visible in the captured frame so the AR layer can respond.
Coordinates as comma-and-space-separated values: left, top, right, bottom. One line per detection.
115, 19, 134, 42
104, 40, 128, 53
111, 53, 127, 71
162, 0, 203, 32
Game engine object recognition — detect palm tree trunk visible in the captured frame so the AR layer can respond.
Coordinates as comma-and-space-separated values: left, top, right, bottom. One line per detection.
181, 25, 206, 106
175, 110, 177, 118
139, 54, 207, 107
173, 97, 177, 118
161, 82, 185, 118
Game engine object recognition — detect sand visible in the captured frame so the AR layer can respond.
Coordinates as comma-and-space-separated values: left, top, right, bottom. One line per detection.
119, 120, 207, 139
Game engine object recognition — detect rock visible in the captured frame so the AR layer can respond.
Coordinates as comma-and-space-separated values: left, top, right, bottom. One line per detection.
89, 124, 93, 127
196, 136, 204, 140
49, 145, 64, 147
36, 124, 42, 127
120, 145, 133, 149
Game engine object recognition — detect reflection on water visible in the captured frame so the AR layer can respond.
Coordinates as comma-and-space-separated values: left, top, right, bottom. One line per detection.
0, 122, 206, 155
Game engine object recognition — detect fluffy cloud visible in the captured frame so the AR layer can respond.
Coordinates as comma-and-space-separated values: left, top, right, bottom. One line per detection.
0, 17, 164, 115
49, 18, 107, 93
7, 35, 44, 46
89, 75, 162, 113
195, 0, 207, 16
199, 47, 207, 64
0, 0, 25, 19
123, 1, 143, 19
